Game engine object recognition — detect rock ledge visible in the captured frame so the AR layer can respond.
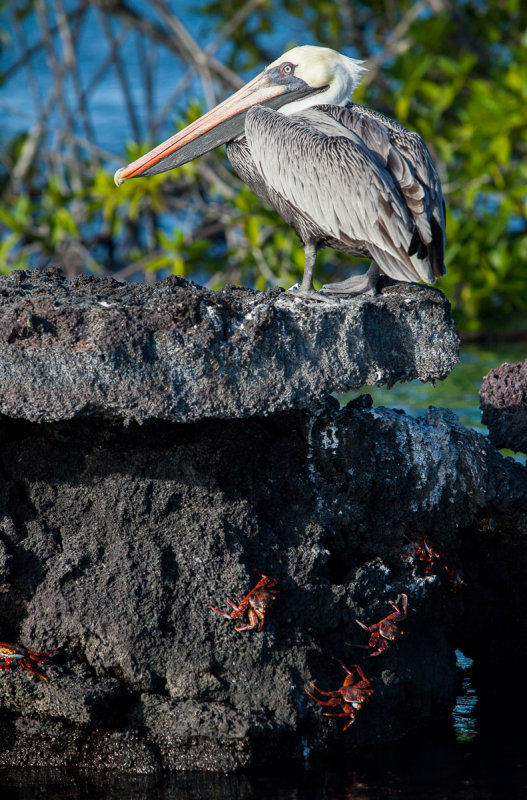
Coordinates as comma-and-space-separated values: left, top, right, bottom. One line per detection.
0, 268, 459, 423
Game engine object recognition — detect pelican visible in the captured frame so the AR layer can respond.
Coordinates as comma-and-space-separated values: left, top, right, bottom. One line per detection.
115, 46, 446, 301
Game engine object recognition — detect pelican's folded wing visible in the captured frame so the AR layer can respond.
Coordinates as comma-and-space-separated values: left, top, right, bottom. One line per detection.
322, 103, 446, 279
244, 104, 445, 283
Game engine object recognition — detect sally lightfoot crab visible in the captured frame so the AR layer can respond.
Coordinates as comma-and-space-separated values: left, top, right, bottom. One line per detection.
0, 641, 57, 682
403, 524, 466, 591
353, 594, 408, 657
210, 569, 279, 631
403, 523, 442, 575
305, 662, 374, 730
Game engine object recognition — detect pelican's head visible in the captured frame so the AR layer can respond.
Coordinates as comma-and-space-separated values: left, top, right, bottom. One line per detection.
266, 45, 365, 114
115, 46, 365, 185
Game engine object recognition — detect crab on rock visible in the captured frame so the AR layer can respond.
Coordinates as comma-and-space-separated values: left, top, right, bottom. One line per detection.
0, 641, 57, 682
353, 594, 408, 657
305, 662, 374, 730
210, 570, 279, 632
403, 523, 442, 575
403, 524, 466, 591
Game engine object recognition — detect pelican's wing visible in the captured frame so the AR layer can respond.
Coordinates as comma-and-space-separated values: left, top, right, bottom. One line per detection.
320, 103, 446, 279
244, 104, 444, 282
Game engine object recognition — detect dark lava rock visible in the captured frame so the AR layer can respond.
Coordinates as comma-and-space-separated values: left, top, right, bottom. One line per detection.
0, 268, 458, 424
480, 360, 527, 452
0, 401, 525, 771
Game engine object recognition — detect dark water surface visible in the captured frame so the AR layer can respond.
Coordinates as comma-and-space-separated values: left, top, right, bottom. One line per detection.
1, 728, 526, 800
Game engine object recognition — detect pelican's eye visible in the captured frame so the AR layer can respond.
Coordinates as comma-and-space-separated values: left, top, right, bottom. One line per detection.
280, 62, 295, 75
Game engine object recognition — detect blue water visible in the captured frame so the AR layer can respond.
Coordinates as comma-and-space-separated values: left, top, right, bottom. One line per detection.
340, 341, 527, 464
452, 650, 478, 743
2, 2, 197, 154
0, 1, 323, 159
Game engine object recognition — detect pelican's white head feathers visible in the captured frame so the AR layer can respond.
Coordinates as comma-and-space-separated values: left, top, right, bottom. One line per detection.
267, 45, 366, 115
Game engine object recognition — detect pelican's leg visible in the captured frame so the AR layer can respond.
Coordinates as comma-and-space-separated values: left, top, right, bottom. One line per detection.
288, 243, 333, 303
321, 262, 380, 296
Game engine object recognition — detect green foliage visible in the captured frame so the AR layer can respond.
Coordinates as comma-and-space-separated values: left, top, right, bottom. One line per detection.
388, 16, 527, 331
1, 1, 526, 334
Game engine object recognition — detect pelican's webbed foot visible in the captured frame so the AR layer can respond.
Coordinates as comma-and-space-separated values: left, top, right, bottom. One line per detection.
287, 285, 334, 303
322, 263, 380, 296
287, 242, 339, 302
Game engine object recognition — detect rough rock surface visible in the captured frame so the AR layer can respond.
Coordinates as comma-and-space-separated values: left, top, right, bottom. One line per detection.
480, 360, 527, 452
0, 401, 525, 771
0, 268, 458, 424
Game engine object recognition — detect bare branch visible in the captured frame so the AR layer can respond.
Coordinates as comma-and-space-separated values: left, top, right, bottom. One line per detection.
150, 66, 198, 138
139, 30, 156, 140
53, 0, 95, 142
205, 0, 265, 56
11, 9, 44, 116
77, 23, 130, 111
363, 0, 431, 86
149, 0, 217, 109
105, 0, 242, 90
2, 5, 85, 83
34, 0, 82, 189
98, 10, 142, 142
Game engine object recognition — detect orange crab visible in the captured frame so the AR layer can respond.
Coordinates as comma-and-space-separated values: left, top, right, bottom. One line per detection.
353, 594, 408, 657
210, 569, 279, 631
305, 662, 374, 730
0, 641, 57, 682
403, 523, 442, 575
403, 524, 466, 590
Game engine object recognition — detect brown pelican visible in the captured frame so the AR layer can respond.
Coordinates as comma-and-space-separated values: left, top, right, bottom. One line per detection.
115, 46, 445, 301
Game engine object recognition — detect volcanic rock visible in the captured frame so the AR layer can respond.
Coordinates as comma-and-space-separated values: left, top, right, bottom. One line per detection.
0, 268, 458, 424
0, 400, 525, 771
480, 359, 527, 452
0, 268, 524, 772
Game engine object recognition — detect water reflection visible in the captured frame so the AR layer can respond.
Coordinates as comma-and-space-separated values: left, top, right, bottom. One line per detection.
453, 650, 478, 742
3, 717, 527, 800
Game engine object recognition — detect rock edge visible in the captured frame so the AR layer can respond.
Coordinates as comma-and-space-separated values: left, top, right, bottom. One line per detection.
0, 268, 459, 424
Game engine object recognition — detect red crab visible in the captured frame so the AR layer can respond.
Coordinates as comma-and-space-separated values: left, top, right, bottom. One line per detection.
403, 524, 466, 590
210, 570, 279, 631
0, 641, 57, 682
403, 524, 442, 575
353, 594, 408, 657
305, 662, 374, 730
477, 514, 513, 535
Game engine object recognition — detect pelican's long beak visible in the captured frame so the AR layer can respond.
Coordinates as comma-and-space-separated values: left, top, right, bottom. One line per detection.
114, 70, 321, 185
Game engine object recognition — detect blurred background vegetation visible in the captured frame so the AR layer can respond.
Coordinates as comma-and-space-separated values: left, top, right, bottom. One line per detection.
1, 0, 526, 336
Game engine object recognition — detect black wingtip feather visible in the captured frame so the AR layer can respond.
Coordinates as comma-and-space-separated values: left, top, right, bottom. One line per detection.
430, 216, 446, 278
408, 228, 421, 258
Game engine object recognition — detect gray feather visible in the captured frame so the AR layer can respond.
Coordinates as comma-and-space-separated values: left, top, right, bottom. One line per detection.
244, 104, 441, 283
